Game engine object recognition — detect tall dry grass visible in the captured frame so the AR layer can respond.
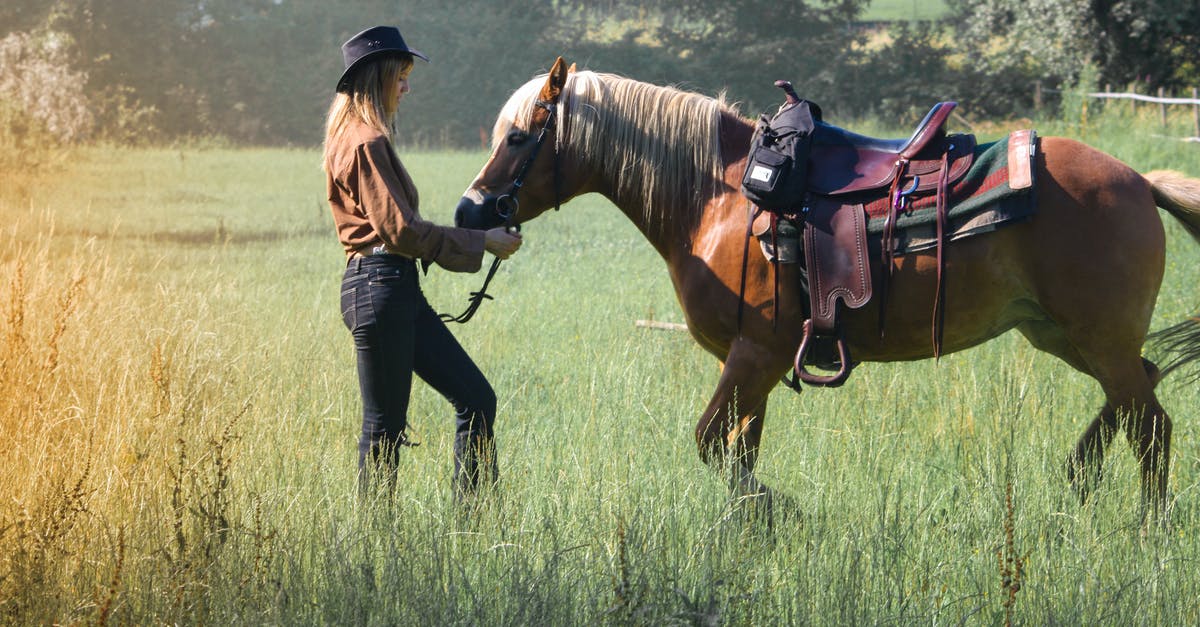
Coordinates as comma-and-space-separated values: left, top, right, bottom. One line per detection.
0, 223, 283, 623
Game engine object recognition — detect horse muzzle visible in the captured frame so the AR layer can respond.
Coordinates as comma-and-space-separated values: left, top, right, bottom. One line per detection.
454, 189, 513, 230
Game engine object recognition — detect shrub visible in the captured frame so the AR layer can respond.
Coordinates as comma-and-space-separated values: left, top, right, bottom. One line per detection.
0, 29, 92, 183
0, 29, 93, 141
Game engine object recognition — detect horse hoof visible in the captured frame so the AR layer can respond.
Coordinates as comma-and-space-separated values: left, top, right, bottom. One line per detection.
729, 488, 802, 530
766, 489, 802, 526
1065, 454, 1100, 505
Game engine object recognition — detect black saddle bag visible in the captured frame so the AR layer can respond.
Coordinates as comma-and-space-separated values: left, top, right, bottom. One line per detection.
740, 96, 821, 210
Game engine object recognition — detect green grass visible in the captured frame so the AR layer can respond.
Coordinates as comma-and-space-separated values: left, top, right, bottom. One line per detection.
3, 108, 1200, 624
862, 0, 950, 22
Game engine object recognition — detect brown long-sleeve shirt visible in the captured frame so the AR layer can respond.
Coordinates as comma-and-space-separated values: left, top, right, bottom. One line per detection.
325, 120, 485, 272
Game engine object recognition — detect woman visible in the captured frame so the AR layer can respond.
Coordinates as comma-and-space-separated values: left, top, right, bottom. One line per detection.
323, 25, 522, 498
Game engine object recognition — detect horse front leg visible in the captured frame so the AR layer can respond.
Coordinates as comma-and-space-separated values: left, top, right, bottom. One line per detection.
695, 338, 789, 515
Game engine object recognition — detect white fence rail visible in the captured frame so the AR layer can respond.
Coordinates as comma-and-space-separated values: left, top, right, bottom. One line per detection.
1036, 82, 1200, 140
1085, 91, 1200, 106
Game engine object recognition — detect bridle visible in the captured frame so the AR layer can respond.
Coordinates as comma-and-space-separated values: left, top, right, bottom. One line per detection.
440, 95, 561, 324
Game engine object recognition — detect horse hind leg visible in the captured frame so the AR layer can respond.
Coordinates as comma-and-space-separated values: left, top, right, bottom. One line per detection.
1071, 335, 1172, 518
1019, 321, 1171, 514
1018, 321, 1111, 497
1066, 361, 1159, 506
1102, 360, 1172, 521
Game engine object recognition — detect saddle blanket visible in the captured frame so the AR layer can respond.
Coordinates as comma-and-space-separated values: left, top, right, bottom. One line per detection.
862, 132, 1037, 254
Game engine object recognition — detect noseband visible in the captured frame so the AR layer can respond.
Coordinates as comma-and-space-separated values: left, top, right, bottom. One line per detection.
440, 98, 561, 324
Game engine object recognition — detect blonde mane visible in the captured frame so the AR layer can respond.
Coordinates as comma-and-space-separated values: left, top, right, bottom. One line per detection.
494, 71, 739, 222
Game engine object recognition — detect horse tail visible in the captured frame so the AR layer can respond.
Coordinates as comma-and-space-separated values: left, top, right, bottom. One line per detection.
1145, 170, 1200, 245
1145, 170, 1200, 382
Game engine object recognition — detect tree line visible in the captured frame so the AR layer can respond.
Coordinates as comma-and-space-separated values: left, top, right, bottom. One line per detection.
2, 0, 1198, 149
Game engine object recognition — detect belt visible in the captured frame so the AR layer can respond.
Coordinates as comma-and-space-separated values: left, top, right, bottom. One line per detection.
348, 244, 413, 261
347, 247, 416, 272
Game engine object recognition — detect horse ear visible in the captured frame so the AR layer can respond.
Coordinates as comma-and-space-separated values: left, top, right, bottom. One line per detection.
540, 56, 569, 105
567, 63, 577, 73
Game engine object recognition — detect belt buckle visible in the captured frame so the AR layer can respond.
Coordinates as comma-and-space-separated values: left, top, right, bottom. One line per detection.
370, 245, 389, 256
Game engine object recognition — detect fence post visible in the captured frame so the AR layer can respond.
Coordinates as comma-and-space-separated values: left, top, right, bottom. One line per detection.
1033, 81, 1042, 112
1193, 87, 1198, 138
1159, 87, 1167, 126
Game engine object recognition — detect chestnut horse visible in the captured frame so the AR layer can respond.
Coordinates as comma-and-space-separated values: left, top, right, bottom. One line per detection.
455, 58, 1200, 518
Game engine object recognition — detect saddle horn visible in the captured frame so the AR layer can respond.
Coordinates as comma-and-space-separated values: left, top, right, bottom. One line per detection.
774, 80, 801, 105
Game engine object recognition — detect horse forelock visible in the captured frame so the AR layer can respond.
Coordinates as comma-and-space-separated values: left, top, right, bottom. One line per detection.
494, 70, 737, 224
491, 77, 544, 149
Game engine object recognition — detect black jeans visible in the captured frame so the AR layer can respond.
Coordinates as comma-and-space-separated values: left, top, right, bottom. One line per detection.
341, 255, 496, 475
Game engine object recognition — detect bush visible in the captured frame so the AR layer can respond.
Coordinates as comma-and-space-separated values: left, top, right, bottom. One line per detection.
0, 30, 93, 141
0, 29, 92, 183
89, 85, 163, 147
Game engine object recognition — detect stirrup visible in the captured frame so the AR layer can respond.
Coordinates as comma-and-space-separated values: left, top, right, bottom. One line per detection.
794, 319, 854, 387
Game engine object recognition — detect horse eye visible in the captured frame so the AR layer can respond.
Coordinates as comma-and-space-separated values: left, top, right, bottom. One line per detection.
506, 131, 528, 147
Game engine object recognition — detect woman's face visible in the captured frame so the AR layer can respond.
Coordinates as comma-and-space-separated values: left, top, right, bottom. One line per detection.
393, 67, 411, 109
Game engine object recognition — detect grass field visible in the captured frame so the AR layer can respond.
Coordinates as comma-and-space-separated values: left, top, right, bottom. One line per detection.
3, 105, 1200, 624
862, 0, 949, 21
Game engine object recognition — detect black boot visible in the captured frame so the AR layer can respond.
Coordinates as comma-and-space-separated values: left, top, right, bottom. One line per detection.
358, 433, 418, 500
453, 433, 498, 502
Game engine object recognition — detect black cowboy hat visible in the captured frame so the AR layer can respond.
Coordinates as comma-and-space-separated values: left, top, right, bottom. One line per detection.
338, 25, 429, 92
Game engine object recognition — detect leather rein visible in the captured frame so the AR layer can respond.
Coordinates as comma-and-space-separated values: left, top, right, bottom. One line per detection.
440, 98, 560, 324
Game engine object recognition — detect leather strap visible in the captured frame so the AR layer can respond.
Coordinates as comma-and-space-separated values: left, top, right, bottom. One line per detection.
1007, 129, 1036, 190
878, 159, 910, 339
933, 149, 951, 358
736, 203, 762, 333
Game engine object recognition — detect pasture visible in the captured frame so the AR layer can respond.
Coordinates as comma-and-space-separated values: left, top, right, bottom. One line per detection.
3, 111, 1200, 624
861, 0, 949, 22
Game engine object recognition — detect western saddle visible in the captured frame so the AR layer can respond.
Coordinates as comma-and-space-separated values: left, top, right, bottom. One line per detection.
807, 102, 973, 198
762, 84, 977, 388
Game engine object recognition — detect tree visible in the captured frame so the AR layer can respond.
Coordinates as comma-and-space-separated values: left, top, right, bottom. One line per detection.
19, 0, 1200, 146
649, 0, 871, 116
1090, 0, 1200, 87
946, 0, 1200, 92
0, 0, 55, 37
946, 0, 1096, 86
51, 0, 569, 145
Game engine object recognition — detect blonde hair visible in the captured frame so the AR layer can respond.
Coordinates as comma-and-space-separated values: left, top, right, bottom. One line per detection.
322, 55, 413, 169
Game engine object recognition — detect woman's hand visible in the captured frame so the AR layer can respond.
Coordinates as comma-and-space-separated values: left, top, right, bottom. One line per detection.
484, 227, 523, 260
